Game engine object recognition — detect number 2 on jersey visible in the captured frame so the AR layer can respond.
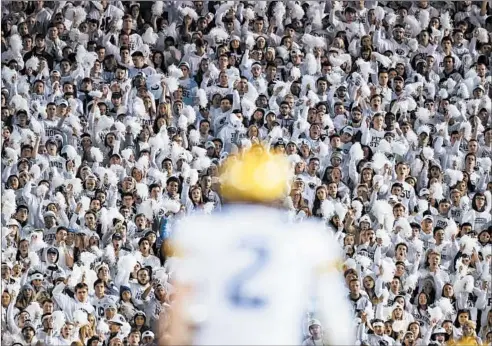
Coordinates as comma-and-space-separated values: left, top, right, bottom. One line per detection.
227, 238, 269, 309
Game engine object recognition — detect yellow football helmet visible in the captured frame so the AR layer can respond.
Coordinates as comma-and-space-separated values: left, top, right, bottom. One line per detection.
219, 145, 293, 203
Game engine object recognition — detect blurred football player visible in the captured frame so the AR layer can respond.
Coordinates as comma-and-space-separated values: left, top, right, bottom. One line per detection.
163, 145, 355, 345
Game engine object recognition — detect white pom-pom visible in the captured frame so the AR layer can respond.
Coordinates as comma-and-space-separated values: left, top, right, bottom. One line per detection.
481, 244, 492, 259
305, 52, 318, 75
371, 52, 392, 68
192, 155, 211, 171
25, 56, 40, 71
391, 141, 408, 157
9, 34, 23, 54
374, 6, 385, 21
422, 147, 434, 161
380, 258, 396, 283
445, 169, 463, 186
136, 183, 149, 200
208, 27, 229, 45
371, 200, 394, 231
290, 66, 301, 80
79, 196, 91, 215
375, 229, 391, 247
460, 235, 478, 255
321, 200, 335, 219
66, 178, 83, 195
395, 219, 412, 238
408, 38, 418, 52
118, 252, 142, 272
350, 201, 362, 220
478, 157, 492, 172
344, 258, 357, 270
63, 145, 78, 161
188, 129, 200, 145
30, 164, 41, 180
55, 192, 67, 212
443, 221, 458, 241
2, 190, 17, 219
301, 34, 326, 50
243, 7, 255, 21
372, 152, 389, 170
1, 67, 17, 84
440, 11, 452, 30
142, 27, 158, 45
403, 273, 419, 291
404, 16, 421, 36
163, 76, 179, 93
169, 64, 185, 79
428, 306, 443, 323
196, 88, 208, 108
356, 58, 375, 80
3, 147, 19, 161
416, 107, 431, 124
52, 311, 66, 332
183, 105, 196, 125
80, 252, 97, 267
203, 202, 214, 214
437, 297, 455, 316
125, 118, 143, 137
430, 182, 444, 201
97, 319, 110, 334
180, 6, 199, 20
162, 199, 181, 214
454, 275, 474, 294
90, 147, 104, 163
73, 309, 88, 325
476, 28, 489, 43
88, 90, 103, 98
36, 184, 49, 198
10, 95, 29, 112
355, 254, 372, 269
151, 1, 164, 16
377, 139, 392, 154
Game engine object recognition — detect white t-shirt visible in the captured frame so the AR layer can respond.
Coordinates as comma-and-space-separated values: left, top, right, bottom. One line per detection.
172, 205, 354, 346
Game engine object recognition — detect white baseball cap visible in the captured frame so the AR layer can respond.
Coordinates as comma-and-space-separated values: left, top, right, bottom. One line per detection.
142, 331, 155, 338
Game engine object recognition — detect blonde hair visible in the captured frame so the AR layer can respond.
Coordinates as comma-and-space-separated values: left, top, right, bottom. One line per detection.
79, 324, 94, 344
463, 320, 477, 336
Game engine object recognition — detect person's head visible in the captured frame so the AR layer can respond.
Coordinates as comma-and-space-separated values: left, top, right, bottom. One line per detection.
363, 275, 375, 290
349, 278, 360, 294
136, 267, 150, 285
142, 331, 155, 345
462, 320, 476, 337
22, 323, 35, 341
74, 283, 89, 302
372, 319, 385, 335
128, 329, 141, 346
42, 313, 54, 329
1, 290, 11, 307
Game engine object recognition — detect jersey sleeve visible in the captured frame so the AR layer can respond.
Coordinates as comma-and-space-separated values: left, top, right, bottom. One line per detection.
302, 223, 356, 346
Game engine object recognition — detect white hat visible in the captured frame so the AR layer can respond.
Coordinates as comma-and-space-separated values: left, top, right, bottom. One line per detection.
422, 215, 434, 222
359, 215, 371, 224
309, 319, 321, 328
388, 195, 399, 204
142, 331, 155, 338
419, 188, 430, 197
7, 219, 20, 227
108, 317, 124, 326
30, 273, 44, 281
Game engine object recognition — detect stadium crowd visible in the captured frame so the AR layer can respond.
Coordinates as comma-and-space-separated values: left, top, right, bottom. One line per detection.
1, 0, 492, 345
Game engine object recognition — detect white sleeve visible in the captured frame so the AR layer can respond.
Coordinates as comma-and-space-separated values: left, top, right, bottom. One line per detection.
308, 227, 356, 345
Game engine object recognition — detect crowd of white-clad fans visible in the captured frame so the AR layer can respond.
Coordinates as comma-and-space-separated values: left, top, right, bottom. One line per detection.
0, 0, 491, 345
